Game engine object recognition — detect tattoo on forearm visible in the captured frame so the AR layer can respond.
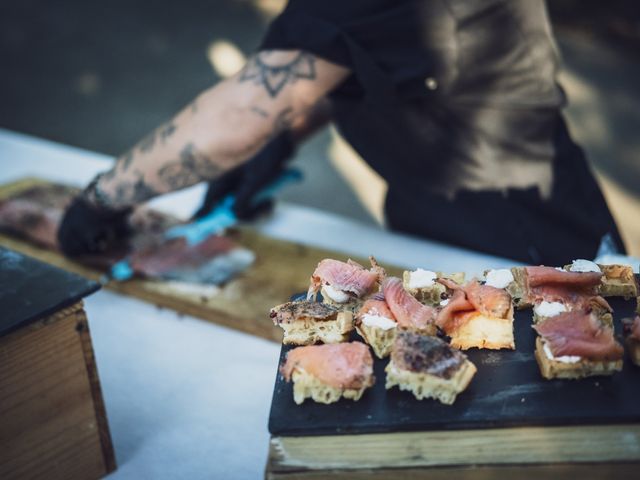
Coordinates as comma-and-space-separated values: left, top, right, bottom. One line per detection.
139, 130, 156, 153
120, 150, 134, 171
250, 106, 269, 118
159, 121, 176, 142
85, 165, 162, 209
130, 173, 160, 202
239, 52, 316, 98
158, 143, 222, 190
137, 119, 176, 155
273, 107, 293, 132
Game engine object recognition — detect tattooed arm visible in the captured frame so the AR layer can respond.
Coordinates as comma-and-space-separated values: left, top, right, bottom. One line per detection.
86, 51, 349, 209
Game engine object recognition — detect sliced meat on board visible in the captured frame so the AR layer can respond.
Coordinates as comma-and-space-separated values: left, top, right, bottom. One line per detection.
0, 183, 254, 284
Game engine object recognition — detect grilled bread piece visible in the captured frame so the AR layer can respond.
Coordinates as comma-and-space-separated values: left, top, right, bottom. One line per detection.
436, 280, 515, 350
280, 342, 375, 404
402, 269, 465, 306
447, 311, 515, 350
355, 322, 396, 359
354, 294, 397, 358
271, 301, 353, 345
385, 331, 476, 405
506, 267, 530, 309
534, 337, 623, 379
533, 310, 623, 380
561, 260, 636, 298
531, 296, 612, 325
597, 264, 637, 298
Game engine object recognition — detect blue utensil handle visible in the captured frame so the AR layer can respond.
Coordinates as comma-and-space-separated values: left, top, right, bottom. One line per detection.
165, 168, 302, 245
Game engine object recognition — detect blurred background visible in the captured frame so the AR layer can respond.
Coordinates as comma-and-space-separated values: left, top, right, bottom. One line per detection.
1, 0, 638, 254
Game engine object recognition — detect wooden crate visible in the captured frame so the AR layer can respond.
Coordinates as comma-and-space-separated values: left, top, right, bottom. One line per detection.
0, 302, 116, 480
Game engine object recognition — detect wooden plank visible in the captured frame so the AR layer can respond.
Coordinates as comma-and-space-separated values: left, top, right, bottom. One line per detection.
265, 462, 640, 480
75, 307, 117, 474
0, 303, 113, 480
268, 425, 640, 472
0, 178, 402, 342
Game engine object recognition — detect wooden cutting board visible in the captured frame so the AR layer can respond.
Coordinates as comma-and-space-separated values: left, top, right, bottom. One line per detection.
0, 178, 402, 342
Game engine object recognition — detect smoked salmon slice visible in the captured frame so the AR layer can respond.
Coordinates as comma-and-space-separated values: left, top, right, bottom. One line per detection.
382, 277, 437, 332
307, 256, 385, 301
280, 342, 375, 389
533, 310, 623, 361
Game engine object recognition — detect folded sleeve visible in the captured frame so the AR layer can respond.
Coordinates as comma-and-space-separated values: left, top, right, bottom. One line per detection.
258, 0, 402, 101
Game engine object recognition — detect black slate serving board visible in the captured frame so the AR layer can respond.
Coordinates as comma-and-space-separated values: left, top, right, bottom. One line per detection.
268, 294, 640, 437
0, 247, 100, 336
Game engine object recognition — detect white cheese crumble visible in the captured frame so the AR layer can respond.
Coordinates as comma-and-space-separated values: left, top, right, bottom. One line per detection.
322, 284, 351, 303
534, 301, 567, 318
407, 269, 437, 289
362, 314, 397, 331
543, 341, 581, 363
570, 259, 602, 273
440, 298, 450, 306
484, 269, 514, 289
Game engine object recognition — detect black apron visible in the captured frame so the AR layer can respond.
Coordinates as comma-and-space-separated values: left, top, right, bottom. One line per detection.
261, 0, 625, 265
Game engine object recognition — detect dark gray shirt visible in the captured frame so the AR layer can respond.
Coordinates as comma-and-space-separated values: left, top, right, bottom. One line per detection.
262, 0, 623, 263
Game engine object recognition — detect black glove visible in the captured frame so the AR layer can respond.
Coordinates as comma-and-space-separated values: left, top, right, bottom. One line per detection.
193, 131, 294, 220
57, 179, 133, 256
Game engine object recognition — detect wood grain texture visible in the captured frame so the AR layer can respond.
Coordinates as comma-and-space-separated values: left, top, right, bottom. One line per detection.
0, 302, 115, 479
0, 178, 402, 342
268, 425, 640, 472
265, 462, 640, 480
75, 307, 117, 474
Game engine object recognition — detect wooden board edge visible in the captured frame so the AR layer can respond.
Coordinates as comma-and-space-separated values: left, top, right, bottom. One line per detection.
74, 303, 117, 474
268, 424, 640, 471
0, 234, 283, 342
265, 461, 640, 480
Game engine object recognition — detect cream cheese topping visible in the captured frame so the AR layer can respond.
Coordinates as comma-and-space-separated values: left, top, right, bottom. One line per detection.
322, 284, 350, 303
543, 341, 581, 363
362, 314, 397, 331
534, 301, 567, 318
407, 269, 437, 289
440, 298, 450, 306
570, 259, 602, 273
484, 269, 514, 289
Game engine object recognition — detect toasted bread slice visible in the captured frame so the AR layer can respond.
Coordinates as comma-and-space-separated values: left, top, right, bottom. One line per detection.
448, 312, 515, 350
355, 322, 396, 358
598, 264, 637, 298
507, 267, 530, 309
281, 342, 375, 404
279, 311, 353, 345
402, 270, 465, 305
385, 357, 476, 405
289, 368, 372, 405
385, 331, 476, 404
534, 337, 622, 379
532, 298, 613, 325
319, 287, 363, 313
271, 301, 354, 345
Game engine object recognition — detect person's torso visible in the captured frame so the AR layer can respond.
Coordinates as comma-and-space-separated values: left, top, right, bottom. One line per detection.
331, 0, 564, 198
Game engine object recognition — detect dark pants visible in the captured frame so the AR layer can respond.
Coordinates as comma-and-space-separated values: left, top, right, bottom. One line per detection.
385, 117, 625, 265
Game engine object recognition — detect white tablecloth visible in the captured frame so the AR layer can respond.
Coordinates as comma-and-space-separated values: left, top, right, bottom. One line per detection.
0, 128, 514, 479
